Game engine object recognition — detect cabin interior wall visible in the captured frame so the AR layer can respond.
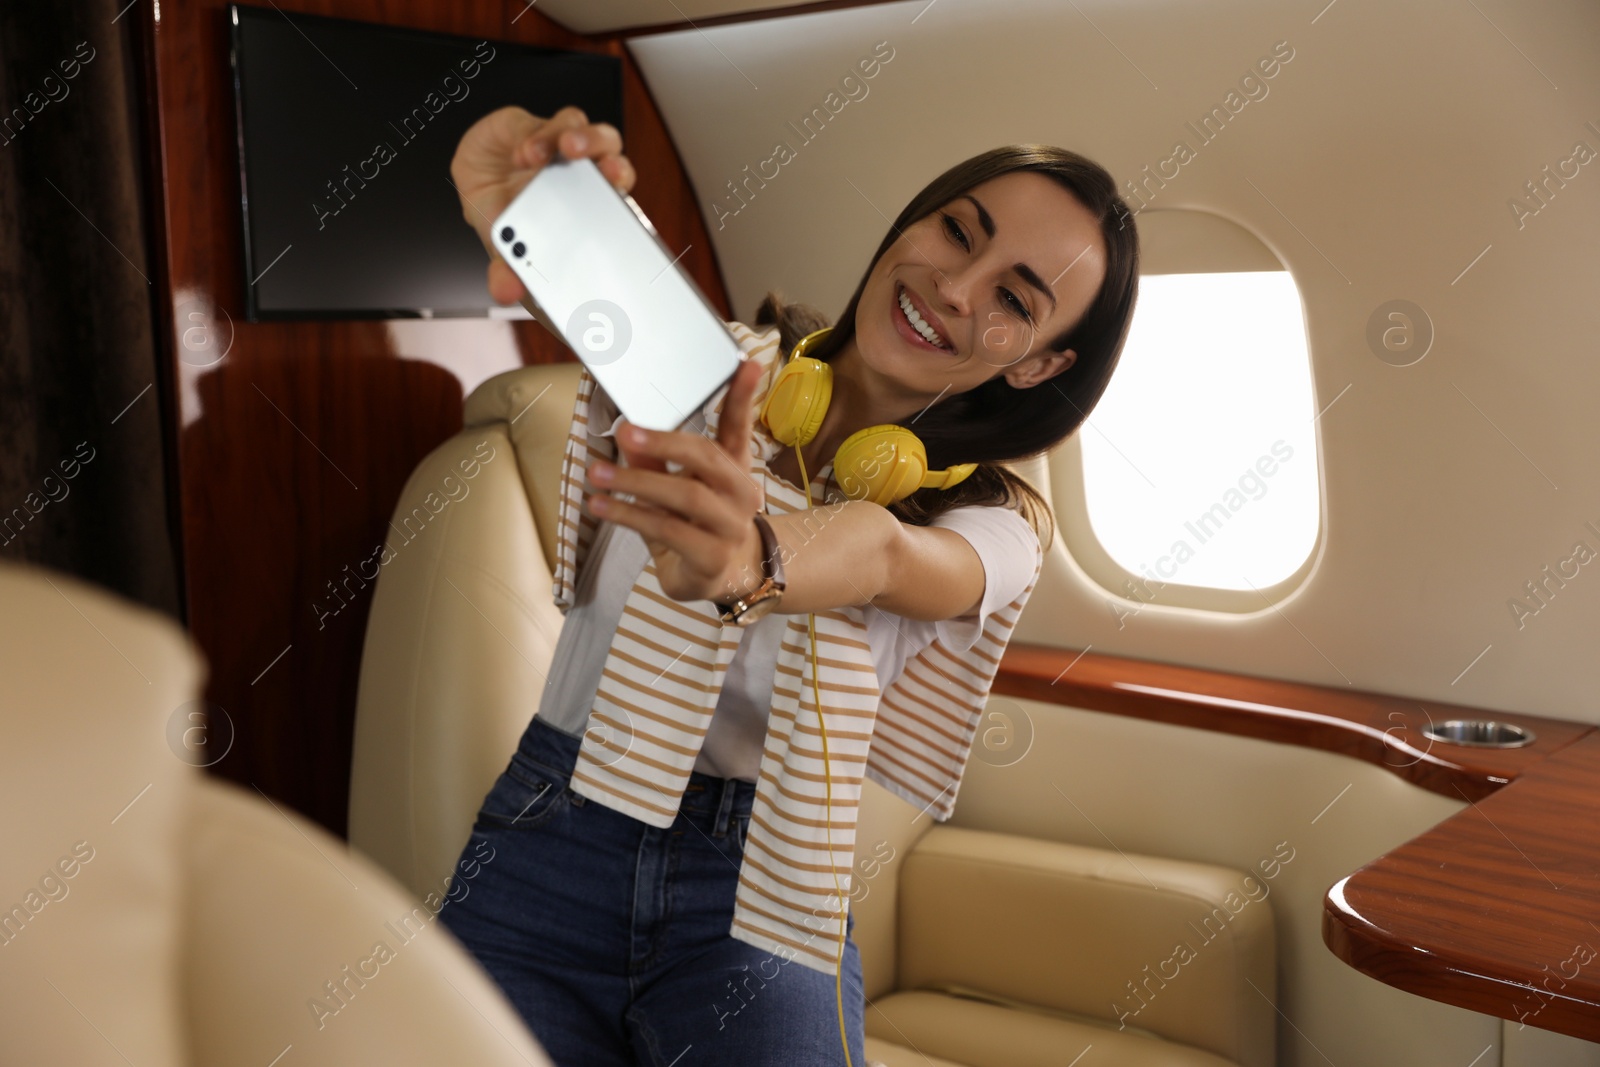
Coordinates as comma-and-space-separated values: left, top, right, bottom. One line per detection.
629, 0, 1600, 725
1503, 1023, 1600, 1066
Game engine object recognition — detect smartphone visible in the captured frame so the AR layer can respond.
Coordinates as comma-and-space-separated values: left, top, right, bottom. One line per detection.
489, 156, 743, 433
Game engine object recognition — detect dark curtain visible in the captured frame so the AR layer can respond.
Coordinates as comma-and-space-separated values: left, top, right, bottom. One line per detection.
0, 0, 181, 620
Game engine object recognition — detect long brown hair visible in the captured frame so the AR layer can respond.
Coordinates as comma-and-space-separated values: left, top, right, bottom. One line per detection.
753, 144, 1140, 550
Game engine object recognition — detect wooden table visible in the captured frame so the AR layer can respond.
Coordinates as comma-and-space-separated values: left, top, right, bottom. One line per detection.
1324, 731, 1600, 1040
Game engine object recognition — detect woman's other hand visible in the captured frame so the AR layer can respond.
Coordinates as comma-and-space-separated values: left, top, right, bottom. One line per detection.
583, 360, 770, 604
448, 105, 637, 306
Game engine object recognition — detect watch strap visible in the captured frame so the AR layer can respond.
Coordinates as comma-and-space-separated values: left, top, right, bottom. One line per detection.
715, 513, 784, 621
751, 512, 783, 587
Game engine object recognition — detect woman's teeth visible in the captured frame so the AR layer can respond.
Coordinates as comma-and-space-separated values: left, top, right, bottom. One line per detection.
898, 286, 950, 350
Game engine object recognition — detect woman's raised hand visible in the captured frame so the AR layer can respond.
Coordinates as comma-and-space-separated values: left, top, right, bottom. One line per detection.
448, 105, 637, 305
584, 360, 770, 605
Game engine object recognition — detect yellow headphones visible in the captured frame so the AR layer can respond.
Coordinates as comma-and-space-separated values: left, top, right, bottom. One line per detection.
760, 327, 979, 507
768, 326, 978, 1067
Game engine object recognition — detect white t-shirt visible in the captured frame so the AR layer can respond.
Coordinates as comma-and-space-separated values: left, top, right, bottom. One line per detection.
532, 430, 1042, 783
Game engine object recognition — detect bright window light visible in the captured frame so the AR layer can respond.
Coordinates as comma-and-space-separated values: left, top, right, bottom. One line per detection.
1079, 271, 1319, 593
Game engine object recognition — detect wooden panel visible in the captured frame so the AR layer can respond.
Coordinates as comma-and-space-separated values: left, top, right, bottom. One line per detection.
141, 0, 731, 836
993, 643, 1592, 801
1324, 731, 1600, 1041
598, 0, 922, 39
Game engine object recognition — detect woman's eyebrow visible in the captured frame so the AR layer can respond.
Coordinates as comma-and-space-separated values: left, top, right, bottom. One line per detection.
958, 194, 996, 238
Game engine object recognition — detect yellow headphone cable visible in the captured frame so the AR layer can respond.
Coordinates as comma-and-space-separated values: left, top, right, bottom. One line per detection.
760, 326, 979, 1066
792, 439, 854, 1067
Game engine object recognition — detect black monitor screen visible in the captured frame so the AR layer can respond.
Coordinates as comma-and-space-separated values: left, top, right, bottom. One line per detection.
229, 4, 623, 320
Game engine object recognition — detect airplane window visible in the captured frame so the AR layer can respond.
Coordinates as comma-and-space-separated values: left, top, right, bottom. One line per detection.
1053, 208, 1321, 611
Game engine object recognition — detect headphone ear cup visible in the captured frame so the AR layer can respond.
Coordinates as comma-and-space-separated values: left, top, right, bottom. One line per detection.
761, 356, 832, 448
834, 425, 929, 506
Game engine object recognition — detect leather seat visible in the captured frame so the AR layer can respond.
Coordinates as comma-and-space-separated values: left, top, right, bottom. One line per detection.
350, 361, 1277, 1067
0, 560, 552, 1067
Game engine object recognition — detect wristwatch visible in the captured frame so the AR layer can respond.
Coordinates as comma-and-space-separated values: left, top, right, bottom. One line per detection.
714, 512, 786, 626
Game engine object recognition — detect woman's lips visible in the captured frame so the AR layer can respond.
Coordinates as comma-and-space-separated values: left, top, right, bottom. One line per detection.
894, 284, 953, 353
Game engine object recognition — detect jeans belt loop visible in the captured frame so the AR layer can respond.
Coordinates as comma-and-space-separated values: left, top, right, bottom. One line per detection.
713, 778, 737, 837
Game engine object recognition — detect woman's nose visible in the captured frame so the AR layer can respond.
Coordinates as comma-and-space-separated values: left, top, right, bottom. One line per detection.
930, 268, 976, 317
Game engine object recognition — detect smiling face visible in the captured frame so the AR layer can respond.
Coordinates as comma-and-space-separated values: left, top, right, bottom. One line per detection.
851, 170, 1108, 404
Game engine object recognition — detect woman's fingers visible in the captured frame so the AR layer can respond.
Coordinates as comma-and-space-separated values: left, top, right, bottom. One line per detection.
558, 121, 636, 194
515, 104, 586, 159
450, 106, 549, 259
615, 423, 758, 509
586, 493, 725, 577
516, 111, 634, 194
451, 106, 632, 237
452, 107, 541, 171
588, 461, 748, 542
613, 423, 668, 474
598, 153, 637, 195
608, 362, 766, 515
450, 106, 543, 203
614, 362, 760, 482
555, 119, 621, 161
591, 361, 766, 599
516, 108, 609, 171
716, 360, 762, 464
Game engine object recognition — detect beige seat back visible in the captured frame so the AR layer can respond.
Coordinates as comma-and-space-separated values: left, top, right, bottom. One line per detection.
349, 363, 582, 900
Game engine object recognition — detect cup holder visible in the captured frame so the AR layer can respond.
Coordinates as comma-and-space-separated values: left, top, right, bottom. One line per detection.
1422, 719, 1536, 748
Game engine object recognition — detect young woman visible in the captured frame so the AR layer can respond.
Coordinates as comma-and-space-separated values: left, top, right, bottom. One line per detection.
440, 105, 1139, 1067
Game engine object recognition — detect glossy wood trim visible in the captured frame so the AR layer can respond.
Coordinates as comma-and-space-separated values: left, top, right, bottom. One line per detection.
143, 0, 733, 837
1323, 731, 1600, 1041
591, 1, 914, 40
993, 643, 1591, 801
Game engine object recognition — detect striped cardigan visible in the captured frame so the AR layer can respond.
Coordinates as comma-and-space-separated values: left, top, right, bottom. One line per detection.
549, 320, 1044, 974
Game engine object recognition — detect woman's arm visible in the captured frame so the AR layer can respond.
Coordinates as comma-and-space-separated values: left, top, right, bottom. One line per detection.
876, 522, 989, 622
718, 500, 896, 616
721, 502, 986, 623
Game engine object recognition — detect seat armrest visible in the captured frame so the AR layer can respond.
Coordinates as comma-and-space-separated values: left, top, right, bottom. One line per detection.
183, 776, 552, 1066
898, 825, 1276, 1067
852, 778, 945, 1000
0, 562, 200, 1067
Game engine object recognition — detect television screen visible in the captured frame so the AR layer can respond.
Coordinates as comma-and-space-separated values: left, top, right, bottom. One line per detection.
229, 4, 623, 320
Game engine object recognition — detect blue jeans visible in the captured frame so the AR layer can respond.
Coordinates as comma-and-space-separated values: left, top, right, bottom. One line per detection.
440, 714, 867, 1067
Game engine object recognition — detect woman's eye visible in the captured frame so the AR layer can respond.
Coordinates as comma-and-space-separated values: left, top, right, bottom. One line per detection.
941, 213, 969, 249
942, 212, 1030, 321
1003, 290, 1030, 321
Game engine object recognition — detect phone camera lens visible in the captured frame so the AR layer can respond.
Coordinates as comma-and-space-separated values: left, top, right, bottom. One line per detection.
499, 226, 515, 243
511, 241, 526, 258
